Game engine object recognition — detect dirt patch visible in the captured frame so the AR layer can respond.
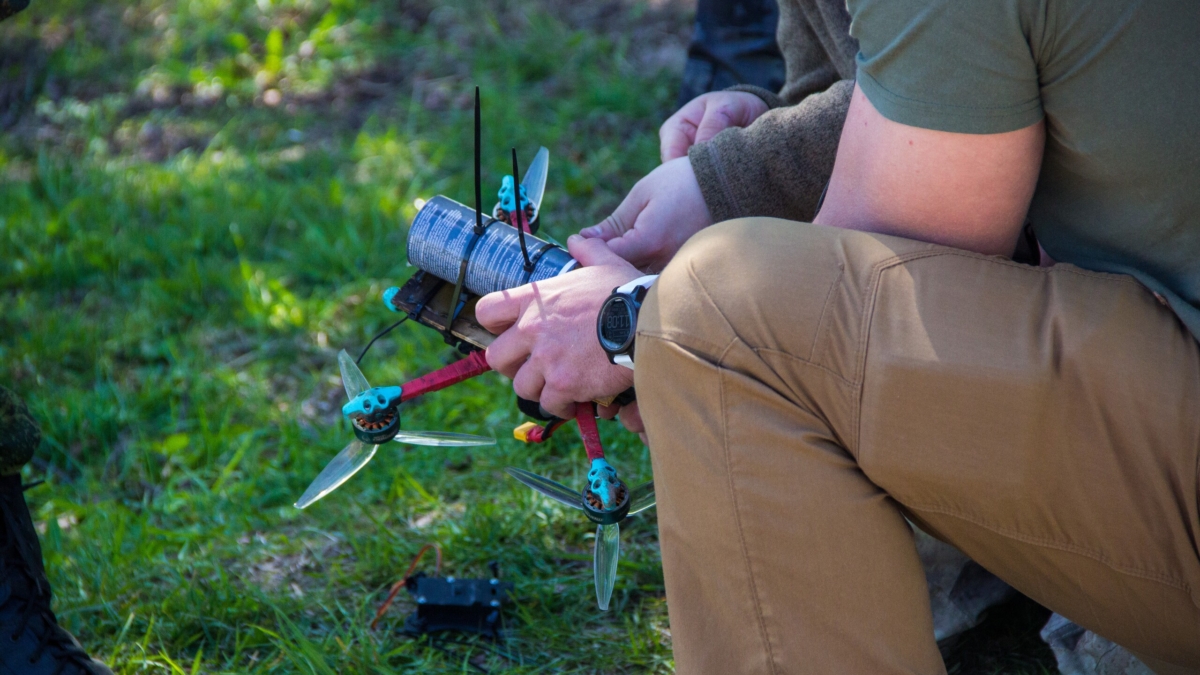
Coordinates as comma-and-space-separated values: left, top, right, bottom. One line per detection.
237, 530, 352, 598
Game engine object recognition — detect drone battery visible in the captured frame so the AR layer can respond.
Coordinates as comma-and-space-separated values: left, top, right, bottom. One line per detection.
407, 195, 576, 296
402, 573, 513, 639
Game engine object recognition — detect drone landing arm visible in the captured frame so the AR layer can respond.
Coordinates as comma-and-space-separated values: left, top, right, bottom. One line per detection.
399, 350, 491, 403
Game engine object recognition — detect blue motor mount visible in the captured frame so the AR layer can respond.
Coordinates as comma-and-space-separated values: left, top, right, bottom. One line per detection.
496, 175, 528, 214
581, 458, 631, 525
343, 386, 404, 445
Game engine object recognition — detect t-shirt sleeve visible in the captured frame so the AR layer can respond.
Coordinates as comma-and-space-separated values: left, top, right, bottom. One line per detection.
847, 0, 1044, 134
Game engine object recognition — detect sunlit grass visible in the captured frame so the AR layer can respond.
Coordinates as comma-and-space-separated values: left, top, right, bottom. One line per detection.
2, 0, 682, 671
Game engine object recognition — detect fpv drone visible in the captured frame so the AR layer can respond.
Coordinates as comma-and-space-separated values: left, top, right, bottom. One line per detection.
295, 88, 655, 611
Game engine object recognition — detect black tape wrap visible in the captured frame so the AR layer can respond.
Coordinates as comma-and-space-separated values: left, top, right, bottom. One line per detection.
443, 218, 493, 341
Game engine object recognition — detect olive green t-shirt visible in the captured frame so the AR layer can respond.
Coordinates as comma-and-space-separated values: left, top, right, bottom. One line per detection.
847, 0, 1200, 340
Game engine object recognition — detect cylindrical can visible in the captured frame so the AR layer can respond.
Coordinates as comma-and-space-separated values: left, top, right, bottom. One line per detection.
407, 195, 576, 295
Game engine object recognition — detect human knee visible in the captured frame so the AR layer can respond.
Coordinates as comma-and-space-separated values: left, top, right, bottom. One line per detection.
645, 218, 851, 351
641, 219, 776, 345
665, 218, 785, 297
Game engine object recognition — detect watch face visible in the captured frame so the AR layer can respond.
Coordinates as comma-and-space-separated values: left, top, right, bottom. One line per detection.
598, 296, 636, 353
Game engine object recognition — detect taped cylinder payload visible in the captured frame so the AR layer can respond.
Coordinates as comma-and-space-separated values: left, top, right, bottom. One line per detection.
406, 195, 576, 296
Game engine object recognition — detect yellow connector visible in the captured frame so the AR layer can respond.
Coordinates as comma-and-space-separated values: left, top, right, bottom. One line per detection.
513, 422, 540, 443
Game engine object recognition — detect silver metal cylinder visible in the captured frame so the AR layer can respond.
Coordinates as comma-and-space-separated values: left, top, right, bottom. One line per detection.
406, 196, 576, 295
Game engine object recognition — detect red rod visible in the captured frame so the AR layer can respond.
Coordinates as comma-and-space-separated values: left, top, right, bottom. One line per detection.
574, 401, 605, 462
400, 350, 491, 402
512, 191, 532, 234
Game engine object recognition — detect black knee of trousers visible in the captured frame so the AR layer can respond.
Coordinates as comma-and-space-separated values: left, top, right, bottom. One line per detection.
0, 0, 30, 22
0, 386, 40, 475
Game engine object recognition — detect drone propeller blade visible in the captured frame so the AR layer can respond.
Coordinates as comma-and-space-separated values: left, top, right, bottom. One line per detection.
505, 467, 583, 510
392, 430, 496, 447
594, 522, 620, 611
521, 146, 549, 215
295, 439, 378, 509
338, 349, 372, 401
627, 480, 656, 516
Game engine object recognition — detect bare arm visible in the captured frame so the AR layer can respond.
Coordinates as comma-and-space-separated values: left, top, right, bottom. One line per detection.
815, 85, 1044, 256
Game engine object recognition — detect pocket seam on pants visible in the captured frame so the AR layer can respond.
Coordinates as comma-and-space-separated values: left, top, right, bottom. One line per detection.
855, 248, 1199, 605
848, 248, 1146, 461
808, 262, 845, 362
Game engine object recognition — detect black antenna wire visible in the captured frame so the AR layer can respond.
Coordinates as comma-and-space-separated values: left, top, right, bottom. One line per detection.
511, 148, 534, 272
356, 316, 408, 366
474, 87, 484, 236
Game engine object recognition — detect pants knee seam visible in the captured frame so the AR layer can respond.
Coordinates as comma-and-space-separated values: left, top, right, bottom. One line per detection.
716, 343, 783, 675
906, 503, 1197, 605
637, 330, 734, 361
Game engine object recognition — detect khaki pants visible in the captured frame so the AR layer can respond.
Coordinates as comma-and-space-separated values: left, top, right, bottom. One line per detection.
635, 219, 1200, 674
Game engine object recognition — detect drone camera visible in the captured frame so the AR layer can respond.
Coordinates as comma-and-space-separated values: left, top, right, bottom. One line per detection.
343, 386, 404, 445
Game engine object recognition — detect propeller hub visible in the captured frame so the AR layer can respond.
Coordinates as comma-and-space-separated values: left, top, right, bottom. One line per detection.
343, 386, 403, 444
582, 458, 631, 525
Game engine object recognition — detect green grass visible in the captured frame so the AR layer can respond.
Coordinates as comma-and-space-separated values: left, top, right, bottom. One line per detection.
1, 1, 1060, 672
1, 0, 684, 671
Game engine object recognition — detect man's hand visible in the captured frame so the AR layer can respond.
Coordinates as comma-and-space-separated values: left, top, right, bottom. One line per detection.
598, 400, 645, 434
659, 91, 770, 162
578, 157, 712, 272
476, 236, 640, 419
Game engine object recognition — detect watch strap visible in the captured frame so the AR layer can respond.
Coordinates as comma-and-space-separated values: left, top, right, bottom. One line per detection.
604, 275, 658, 370
616, 274, 659, 295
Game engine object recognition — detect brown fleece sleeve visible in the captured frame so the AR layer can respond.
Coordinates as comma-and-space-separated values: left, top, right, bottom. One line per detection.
776, 0, 856, 104
689, 79, 853, 224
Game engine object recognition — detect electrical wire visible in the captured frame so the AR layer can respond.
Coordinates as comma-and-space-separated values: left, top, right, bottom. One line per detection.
355, 316, 408, 366
370, 542, 442, 629
368, 540, 527, 673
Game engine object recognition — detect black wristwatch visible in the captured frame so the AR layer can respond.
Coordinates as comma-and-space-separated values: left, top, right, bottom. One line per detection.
597, 275, 658, 369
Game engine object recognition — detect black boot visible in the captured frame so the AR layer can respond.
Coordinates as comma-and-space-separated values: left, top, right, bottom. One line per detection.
0, 473, 113, 675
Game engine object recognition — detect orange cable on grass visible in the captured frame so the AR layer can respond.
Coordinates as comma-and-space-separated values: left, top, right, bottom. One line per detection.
370, 542, 442, 629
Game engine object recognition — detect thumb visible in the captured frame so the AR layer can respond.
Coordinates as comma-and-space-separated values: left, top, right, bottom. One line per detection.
566, 234, 627, 268
580, 181, 649, 240
579, 213, 629, 241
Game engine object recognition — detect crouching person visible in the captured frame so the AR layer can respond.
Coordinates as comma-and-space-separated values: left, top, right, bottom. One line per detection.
2, 386, 113, 673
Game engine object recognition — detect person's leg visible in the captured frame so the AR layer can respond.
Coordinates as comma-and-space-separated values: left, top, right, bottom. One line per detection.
678, 0, 786, 107
1, 385, 114, 675
636, 219, 1200, 673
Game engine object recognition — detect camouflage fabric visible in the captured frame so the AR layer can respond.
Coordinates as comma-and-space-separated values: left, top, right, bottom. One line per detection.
0, 0, 29, 22
0, 386, 40, 475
